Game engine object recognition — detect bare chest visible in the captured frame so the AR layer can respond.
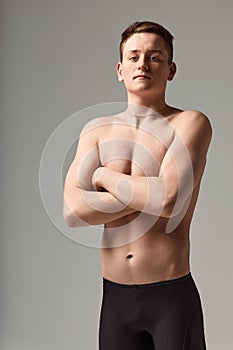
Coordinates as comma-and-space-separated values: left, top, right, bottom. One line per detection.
98, 114, 176, 177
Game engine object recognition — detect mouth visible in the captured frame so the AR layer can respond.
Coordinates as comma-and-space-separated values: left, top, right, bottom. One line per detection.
133, 75, 151, 80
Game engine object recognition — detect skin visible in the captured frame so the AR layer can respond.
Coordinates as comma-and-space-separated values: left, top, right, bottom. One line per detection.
63, 33, 212, 284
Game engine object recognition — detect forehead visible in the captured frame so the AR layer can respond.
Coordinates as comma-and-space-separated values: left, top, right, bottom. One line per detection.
122, 33, 167, 54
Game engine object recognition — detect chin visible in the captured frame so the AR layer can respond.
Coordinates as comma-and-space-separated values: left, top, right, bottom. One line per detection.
133, 87, 157, 94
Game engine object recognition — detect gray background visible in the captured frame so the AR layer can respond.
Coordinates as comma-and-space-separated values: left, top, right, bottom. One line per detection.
1, 0, 232, 349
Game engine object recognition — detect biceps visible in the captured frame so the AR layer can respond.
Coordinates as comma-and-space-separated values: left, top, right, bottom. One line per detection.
64, 131, 100, 193
160, 135, 206, 204
75, 143, 100, 190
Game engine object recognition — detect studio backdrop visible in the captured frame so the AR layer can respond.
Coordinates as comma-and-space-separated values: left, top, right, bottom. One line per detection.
1, 0, 232, 349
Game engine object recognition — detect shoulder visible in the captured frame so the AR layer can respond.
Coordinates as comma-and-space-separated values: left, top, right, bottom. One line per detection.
171, 110, 213, 156
179, 109, 212, 128
80, 115, 116, 135
176, 109, 212, 140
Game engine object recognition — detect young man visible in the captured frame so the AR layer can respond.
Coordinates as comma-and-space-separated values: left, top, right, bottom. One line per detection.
63, 21, 212, 350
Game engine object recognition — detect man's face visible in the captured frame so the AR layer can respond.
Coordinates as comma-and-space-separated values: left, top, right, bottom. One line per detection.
116, 33, 176, 97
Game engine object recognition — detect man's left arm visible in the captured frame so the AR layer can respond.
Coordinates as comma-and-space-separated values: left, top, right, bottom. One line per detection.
93, 111, 212, 218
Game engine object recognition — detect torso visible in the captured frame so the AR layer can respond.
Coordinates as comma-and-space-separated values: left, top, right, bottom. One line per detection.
96, 106, 202, 284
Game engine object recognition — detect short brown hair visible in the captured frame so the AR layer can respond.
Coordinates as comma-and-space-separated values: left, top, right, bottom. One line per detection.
119, 21, 174, 64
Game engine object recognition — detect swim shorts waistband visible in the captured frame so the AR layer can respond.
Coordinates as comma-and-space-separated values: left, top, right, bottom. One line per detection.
103, 272, 192, 289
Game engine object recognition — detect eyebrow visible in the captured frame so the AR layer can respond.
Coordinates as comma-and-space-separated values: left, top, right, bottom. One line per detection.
126, 49, 163, 55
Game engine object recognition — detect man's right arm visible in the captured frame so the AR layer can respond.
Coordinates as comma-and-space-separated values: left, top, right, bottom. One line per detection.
63, 118, 137, 227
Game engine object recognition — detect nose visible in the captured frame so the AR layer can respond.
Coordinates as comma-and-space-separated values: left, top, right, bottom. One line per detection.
137, 56, 149, 70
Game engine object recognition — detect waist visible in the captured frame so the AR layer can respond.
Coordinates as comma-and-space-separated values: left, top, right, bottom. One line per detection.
103, 271, 192, 289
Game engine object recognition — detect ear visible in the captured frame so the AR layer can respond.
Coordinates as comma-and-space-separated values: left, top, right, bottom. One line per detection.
167, 62, 177, 81
116, 62, 124, 82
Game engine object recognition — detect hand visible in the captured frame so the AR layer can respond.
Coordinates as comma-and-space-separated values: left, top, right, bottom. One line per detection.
92, 166, 104, 191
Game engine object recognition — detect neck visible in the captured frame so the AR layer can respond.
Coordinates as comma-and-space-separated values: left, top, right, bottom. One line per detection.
127, 92, 168, 115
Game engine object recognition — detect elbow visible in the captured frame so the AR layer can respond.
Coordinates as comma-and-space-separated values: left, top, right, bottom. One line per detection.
161, 197, 180, 219
63, 200, 76, 227
63, 201, 88, 227
63, 213, 78, 227
161, 203, 176, 218
63, 209, 78, 227
63, 188, 95, 227
63, 210, 90, 227
162, 195, 191, 219
64, 218, 75, 228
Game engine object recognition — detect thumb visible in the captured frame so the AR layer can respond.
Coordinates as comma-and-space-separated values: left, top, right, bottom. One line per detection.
91, 167, 102, 191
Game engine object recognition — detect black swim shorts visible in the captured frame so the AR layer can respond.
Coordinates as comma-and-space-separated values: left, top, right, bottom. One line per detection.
99, 272, 207, 349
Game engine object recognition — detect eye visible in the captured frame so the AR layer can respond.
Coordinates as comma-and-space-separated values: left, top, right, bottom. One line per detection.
129, 56, 137, 61
150, 56, 160, 62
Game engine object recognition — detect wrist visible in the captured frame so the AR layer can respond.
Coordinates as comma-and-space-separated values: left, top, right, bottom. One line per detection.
92, 167, 102, 190
92, 166, 110, 189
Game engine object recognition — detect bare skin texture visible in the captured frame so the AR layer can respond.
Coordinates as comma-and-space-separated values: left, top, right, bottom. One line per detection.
63, 33, 212, 284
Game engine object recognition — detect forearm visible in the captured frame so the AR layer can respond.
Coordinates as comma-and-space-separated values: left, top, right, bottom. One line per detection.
95, 167, 169, 217
63, 187, 138, 227
91, 111, 211, 223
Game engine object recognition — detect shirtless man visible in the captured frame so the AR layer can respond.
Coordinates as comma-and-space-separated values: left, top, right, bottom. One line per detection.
63, 21, 212, 350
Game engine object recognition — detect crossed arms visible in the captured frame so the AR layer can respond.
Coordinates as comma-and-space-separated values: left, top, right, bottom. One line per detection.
63, 118, 138, 226
63, 111, 212, 227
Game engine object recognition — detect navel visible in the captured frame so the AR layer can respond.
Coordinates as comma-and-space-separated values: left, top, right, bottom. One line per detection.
126, 254, 133, 259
